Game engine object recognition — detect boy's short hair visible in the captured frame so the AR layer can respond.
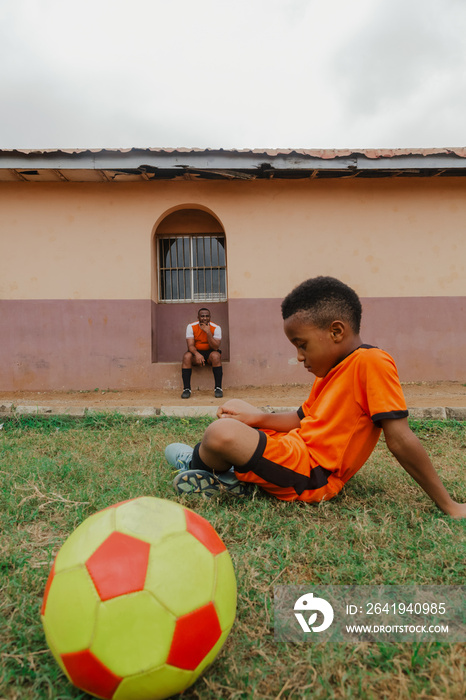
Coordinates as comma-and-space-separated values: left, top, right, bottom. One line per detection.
281, 276, 362, 333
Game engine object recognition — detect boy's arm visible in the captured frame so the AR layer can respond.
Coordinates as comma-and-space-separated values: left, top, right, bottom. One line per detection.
217, 405, 302, 432
381, 417, 466, 519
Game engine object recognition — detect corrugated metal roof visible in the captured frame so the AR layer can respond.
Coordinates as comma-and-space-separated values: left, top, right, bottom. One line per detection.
2, 146, 466, 182
5, 146, 466, 158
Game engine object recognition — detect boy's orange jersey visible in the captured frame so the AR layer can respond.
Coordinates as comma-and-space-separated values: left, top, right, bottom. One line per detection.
235, 346, 408, 502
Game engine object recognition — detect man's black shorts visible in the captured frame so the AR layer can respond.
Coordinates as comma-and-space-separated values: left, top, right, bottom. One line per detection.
197, 349, 221, 362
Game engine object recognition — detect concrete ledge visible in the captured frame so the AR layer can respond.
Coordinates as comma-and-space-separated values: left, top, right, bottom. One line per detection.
160, 406, 219, 417
408, 407, 447, 420
86, 406, 160, 416
12, 405, 87, 416
446, 406, 466, 421
14, 405, 55, 415
1, 404, 465, 420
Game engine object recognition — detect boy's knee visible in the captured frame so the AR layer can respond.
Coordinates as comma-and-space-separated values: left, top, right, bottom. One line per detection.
202, 419, 237, 452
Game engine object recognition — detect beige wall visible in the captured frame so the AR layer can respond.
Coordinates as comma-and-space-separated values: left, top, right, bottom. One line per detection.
1, 177, 465, 390
1, 178, 465, 301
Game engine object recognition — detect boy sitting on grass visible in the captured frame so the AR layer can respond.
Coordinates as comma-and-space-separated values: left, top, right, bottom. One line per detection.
165, 276, 465, 518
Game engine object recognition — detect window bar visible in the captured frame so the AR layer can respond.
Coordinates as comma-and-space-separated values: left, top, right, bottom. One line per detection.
179, 237, 183, 301
217, 236, 221, 298
180, 237, 184, 301
159, 234, 226, 303
203, 236, 207, 300
166, 237, 171, 301
199, 237, 202, 300
215, 236, 219, 299
164, 238, 169, 300
185, 236, 189, 301
218, 237, 221, 299
190, 236, 194, 303
169, 237, 174, 301
183, 236, 189, 301
175, 237, 180, 302
159, 239, 163, 300
218, 238, 224, 293
210, 236, 213, 300
198, 236, 202, 301
214, 236, 218, 300
163, 239, 173, 299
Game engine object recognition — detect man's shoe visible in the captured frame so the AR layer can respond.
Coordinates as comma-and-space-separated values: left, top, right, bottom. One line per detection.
173, 469, 253, 497
164, 443, 194, 471
181, 388, 191, 399
214, 387, 223, 398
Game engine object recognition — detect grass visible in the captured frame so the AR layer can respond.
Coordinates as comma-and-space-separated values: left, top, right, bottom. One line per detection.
0, 414, 465, 699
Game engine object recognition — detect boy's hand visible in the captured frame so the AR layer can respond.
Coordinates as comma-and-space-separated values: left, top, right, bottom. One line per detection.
216, 405, 257, 426
216, 404, 302, 433
382, 417, 465, 518
444, 502, 466, 519
216, 404, 236, 419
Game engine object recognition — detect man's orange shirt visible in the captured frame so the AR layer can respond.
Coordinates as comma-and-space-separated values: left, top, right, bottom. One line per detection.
186, 322, 221, 351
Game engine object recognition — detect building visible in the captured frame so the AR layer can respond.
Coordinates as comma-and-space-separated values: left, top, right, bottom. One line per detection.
1, 147, 465, 391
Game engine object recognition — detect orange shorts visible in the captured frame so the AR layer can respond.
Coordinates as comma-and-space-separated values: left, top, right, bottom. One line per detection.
234, 430, 343, 503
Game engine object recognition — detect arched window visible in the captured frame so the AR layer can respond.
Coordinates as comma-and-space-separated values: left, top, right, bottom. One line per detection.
156, 209, 227, 303
152, 209, 229, 363
158, 234, 226, 302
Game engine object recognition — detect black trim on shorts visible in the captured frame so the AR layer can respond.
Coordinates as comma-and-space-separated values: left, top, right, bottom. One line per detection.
234, 430, 333, 496
372, 409, 409, 427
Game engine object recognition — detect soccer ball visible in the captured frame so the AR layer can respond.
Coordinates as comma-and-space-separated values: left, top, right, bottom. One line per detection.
41, 497, 237, 700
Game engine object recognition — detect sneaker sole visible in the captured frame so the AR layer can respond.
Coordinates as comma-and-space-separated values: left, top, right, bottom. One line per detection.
173, 470, 252, 497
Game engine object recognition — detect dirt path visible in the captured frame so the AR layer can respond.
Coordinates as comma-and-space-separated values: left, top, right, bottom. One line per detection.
1, 381, 466, 408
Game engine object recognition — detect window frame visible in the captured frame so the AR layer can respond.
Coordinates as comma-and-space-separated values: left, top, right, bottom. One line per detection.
157, 233, 227, 304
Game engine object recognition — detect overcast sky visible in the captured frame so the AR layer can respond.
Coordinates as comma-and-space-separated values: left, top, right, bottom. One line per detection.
1, 0, 466, 151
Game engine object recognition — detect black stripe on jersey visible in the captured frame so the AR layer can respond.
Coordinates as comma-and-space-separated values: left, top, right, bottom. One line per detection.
372, 409, 409, 427
235, 430, 333, 496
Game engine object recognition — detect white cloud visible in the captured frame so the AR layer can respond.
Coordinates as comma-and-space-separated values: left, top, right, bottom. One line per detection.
0, 0, 465, 149
329, 0, 466, 147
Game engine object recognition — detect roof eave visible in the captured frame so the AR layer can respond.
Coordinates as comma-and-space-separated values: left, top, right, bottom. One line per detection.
1, 147, 466, 182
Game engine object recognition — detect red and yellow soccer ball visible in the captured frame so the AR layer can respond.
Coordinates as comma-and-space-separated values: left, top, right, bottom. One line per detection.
41, 497, 237, 700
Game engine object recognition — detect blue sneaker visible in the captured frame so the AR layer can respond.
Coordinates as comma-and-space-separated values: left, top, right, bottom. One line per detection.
164, 443, 194, 472
165, 442, 254, 497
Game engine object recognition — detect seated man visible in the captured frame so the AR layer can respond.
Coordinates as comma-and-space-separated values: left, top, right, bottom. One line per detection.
181, 308, 223, 399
